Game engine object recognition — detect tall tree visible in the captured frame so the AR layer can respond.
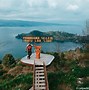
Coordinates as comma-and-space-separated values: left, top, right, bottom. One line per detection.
85, 20, 89, 35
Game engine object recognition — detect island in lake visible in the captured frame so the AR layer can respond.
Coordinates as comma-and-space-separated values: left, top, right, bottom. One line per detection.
16, 30, 79, 43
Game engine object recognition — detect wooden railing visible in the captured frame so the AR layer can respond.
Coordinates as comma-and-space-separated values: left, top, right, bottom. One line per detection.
43, 61, 49, 90
33, 60, 35, 90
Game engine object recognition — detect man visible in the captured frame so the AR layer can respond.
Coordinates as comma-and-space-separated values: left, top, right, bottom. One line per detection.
26, 43, 33, 59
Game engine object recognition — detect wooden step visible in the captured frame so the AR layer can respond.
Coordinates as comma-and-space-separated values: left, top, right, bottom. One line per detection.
35, 83, 45, 86
35, 80, 45, 83
35, 86, 46, 90
35, 76, 45, 79
35, 61, 43, 65
35, 73, 44, 76
35, 84, 45, 86
36, 70, 44, 73
35, 77, 45, 81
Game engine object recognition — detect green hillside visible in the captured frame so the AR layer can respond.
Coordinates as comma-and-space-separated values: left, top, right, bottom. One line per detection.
16, 30, 77, 42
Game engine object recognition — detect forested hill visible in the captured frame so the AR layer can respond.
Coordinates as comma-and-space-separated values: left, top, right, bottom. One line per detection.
16, 30, 77, 42
47, 31, 77, 41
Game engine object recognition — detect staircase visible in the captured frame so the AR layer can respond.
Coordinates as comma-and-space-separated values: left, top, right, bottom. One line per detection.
33, 60, 49, 90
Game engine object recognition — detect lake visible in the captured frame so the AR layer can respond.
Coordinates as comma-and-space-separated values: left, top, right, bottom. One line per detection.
0, 25, 83, 59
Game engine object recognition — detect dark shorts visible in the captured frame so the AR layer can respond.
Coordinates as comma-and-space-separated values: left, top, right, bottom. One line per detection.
28, 51, 32, 58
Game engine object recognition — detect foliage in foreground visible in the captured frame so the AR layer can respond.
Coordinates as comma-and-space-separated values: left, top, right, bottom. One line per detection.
0, 73, 33, 90
2, 54, 16, 68
0, 48, 89, 90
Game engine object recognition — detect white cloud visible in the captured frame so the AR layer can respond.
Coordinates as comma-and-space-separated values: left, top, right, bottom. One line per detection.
27, 0, 47, 8
67, 4, 79, 11
47, 0, 58, 8
0, 0, 13, 9
0, 0, 89, 22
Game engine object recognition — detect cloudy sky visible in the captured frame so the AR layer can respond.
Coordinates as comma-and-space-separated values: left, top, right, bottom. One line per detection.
0, 0, 89, 23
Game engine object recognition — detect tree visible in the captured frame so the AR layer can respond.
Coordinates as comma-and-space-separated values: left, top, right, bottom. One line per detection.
85, 20, 89, 35
81, 20, 89, 45
2, 54, 16, 67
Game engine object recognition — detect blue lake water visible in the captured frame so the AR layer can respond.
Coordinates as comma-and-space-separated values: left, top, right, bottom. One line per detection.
0, 25, 83, 59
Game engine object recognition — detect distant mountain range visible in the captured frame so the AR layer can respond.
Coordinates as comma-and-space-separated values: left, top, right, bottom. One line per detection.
0, 20, 79, 27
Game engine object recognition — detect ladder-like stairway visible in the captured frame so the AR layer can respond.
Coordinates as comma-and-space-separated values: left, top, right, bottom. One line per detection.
33, 61, 49, 90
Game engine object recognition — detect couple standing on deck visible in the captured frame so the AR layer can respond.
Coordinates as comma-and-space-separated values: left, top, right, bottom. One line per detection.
26, 43, 41, 59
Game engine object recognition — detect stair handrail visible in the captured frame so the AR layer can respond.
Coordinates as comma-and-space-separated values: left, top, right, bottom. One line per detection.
33, 60, 35, 90
43, 61, 49, 90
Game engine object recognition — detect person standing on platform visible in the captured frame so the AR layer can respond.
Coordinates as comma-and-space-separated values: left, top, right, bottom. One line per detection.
26, 43, 33, 59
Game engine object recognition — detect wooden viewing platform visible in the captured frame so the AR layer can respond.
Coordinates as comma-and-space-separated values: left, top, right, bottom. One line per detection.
21, 53, 54, 90
21, 53, 54, 66
21, 45, 54, 90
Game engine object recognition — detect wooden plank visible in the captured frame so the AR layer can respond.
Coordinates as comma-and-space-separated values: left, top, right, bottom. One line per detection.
35, 70, 44, 73
35, 83, 45, 86
35, 80, 45, 83
35, 86, 46, 89
35, 76, 45, 79
35, 67, 44, 70
35, 73, 44, 75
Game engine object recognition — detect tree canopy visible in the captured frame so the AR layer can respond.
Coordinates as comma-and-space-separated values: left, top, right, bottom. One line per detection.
2, 54, 16, 67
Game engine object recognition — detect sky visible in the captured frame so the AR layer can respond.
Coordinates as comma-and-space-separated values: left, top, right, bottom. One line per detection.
0, 0, 89, 24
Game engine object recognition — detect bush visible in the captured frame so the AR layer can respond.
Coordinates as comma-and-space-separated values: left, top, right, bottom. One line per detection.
0, 73, 33, 90
0, 60, 2, 64
48, 72, 64, 90
2, 54, 16, 68
0, 69, 6, 76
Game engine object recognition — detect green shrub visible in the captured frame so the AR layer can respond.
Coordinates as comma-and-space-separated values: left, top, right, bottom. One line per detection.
0, 60, 2, 64
0, 69, 6, 76
48, 72, 64, 90
0, 65, 3, 69
0, 73, 33, 90
2, 54, 16, 68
